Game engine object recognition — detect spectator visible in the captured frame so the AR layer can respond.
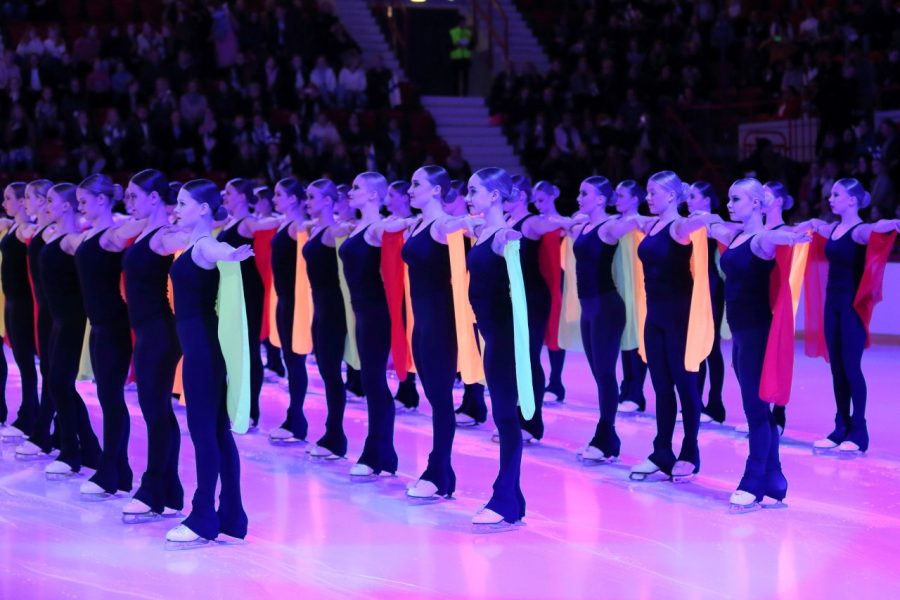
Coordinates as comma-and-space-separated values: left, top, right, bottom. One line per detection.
870, 157, 896, 219
15, 27, 44, 59
73, 25, 101, 66
445, 145, 471, 181
553, 113, 581, 155
5, 104, 35, 170
309, 55, 337, 106
449, 15, 473, 96
85, 59, 112, 101
338, 51, 367, 110
366, 54, 393, 110
102, 108, 127, 169
179, 79, 209, 128
34, 86, 59, 138
308, 112, 341, 155
43, 25, 66, 60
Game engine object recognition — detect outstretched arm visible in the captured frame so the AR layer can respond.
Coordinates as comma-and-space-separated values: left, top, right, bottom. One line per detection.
853, 219, 900, 243
104, 217, 148, 251
753, 228, 813, 259
197, 237, 254, 265
491, 227, 523, 256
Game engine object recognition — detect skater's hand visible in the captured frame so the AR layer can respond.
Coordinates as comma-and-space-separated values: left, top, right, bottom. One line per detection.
231, 244, 254, 261
791, 229, 813, 244
492, 228, 522, 255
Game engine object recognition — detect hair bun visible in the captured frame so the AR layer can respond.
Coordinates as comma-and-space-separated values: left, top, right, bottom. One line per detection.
214, 205, 228, 221
861, 191, 872, 209
113, 184, 124, 202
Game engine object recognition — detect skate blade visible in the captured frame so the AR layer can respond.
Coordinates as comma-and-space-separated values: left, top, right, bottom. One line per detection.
455, 420, 480, 429
123, 512, 175, 524
268, 438, 305, 446
1, 434, 25, 443
761, 500, 788, 510
578, 454, 619, 465
729, 503, 762, 514
80, 491, 115, 502
308, 453, 343, 461
629, 471, 667, 482
406, 495, 446, 505
165, 538, 212, 551
45, 471, 77, 481
671, 474, 696, 484
348, 474, 378, 483
15, 452, 52, 461
471, 521, 524, 534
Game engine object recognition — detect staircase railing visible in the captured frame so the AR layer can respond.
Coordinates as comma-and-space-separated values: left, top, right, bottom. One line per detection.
381, 1, 409, 65
471, 0, 509, 69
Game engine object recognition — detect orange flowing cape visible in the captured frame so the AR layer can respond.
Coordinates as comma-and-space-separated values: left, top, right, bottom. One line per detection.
636, 228, 714, 372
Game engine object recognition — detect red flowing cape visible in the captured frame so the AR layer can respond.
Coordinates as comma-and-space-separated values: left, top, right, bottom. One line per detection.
760, 246, 796, 406
804, 231, 897, 361
253, 229, 276, 341
538, 231, 563, 350
381, 231, 412, 381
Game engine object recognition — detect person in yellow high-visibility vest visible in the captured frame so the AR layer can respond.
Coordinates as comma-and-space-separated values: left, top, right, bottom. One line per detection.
449, 15, 473, 96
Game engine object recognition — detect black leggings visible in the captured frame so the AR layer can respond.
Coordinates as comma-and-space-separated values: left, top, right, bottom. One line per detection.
47, 315, 101, 472
644, 296, 701, 473
132, 316, 184, 513
87, 318, 133, 493
354, 302, 398, 474
3, 295, 38, 433
411, 291, 458, 496
520, 297, 549, 439
619, 349, 647, 409
824, 291, 869, 450
177, 314, 247, 541
697, 283, 725, 420
275, 298, 309, 439
244, 278, 264, 427
732, 324, 782, 499
580, 292, 625, 456
481, 313, 525, 523
28, 304, 56, 452
311, 289, 348, 456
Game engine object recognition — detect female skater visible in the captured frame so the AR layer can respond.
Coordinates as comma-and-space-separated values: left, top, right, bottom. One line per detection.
340, 172, 402, 477
532, 181, 567, 403
402, 165, 479, 499
302, 179, 349, 459
733, 181, 798, 436
502, 176, 558, 442
39, 183, 102, 479
120, 169, 185, 522
165, 179, 251, 547
14, 180, 57, 458
686, 181, 726, 424
804, 179, 899, 453
628, 171, 711, 482
73, 174, 134, 498
220, 178, 277, 430
708, 178, 809, 510
614, 180, 649, 414
0, 182, 39, 440
568, 176, 630, 462
466, 167, 528, 526
384, 180, 419, 412
268, 178, 311, 445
